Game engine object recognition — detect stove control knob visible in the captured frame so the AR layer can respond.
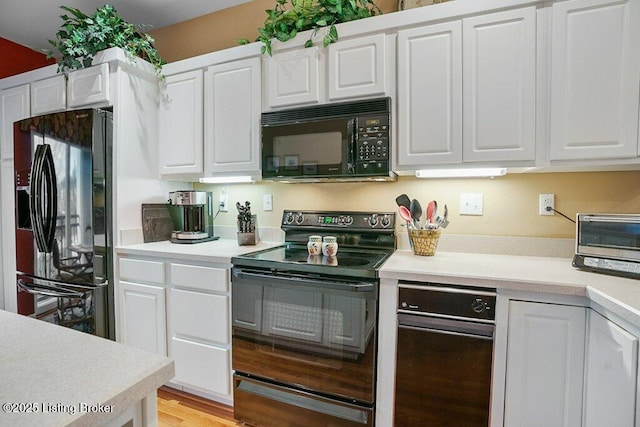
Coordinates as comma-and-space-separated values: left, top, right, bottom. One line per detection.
369, 214, 379, 227
381, 215, 391, 228
284, 212, 294, 224
344, 215, 354, 226
295, 213, 304, 224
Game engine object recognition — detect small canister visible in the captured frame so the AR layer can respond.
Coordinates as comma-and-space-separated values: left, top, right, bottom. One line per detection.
307, 235, 322, 256
322, 236, 338, 257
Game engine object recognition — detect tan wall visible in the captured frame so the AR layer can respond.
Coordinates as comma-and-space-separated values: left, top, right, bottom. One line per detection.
194, 171, 640, 239
149, 0, 398, 62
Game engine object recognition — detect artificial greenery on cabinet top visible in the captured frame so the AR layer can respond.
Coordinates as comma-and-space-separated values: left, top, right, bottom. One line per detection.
238, 0, 381, 55
47, 5, 165, 79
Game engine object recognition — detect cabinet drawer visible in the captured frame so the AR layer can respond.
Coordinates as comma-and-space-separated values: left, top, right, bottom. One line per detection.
169, 288, 229, 343
119, 258, 165, 284
170, 263, 228, 292
171, 337, 230, 396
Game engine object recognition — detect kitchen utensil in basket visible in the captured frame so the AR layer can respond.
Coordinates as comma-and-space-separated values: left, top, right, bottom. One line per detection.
409, 228, 441, 256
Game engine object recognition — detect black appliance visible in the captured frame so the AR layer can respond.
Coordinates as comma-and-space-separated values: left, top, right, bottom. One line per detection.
395, 283, 496, 426
261, 97, 395, 182
14, 109, 114, 339
231, 210, 396, 427
573, 213, 640, 278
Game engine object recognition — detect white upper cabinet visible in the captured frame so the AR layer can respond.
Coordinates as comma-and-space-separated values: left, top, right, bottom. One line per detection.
67, 63, 110, 108
31, 75, 66, 115
549, 0, 640, 160
396, 21, 463, 167
462, 7, 536, 163
327, 33, 387, 100
264, 46, 320, 108
264, 34, 391, 109
204, 57, 261, 175
29, 64, 111, 116
504, 301, 586, 427
396, 6, 536, 170
158, 70, 204, 177
0, 84, 30, 160
583, 310, 638, 427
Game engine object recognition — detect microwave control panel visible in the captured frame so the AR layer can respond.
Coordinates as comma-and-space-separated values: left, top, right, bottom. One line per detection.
356, 114, 390, 173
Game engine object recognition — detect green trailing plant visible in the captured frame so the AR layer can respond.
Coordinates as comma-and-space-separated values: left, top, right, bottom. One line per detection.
47, 5, 165, 79
238, 0, 381, 56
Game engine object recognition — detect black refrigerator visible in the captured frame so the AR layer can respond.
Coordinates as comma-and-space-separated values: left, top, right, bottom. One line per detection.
14, 108, 115, 340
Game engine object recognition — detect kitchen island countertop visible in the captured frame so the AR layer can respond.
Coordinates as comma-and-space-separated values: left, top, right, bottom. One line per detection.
0, 310, 174, 426
381, 250, 640, 326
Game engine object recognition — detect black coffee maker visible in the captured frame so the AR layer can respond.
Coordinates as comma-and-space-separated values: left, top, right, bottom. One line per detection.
168, 191, 219, 244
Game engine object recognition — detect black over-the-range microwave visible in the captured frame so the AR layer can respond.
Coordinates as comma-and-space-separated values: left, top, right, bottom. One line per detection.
261, 97, 396, 182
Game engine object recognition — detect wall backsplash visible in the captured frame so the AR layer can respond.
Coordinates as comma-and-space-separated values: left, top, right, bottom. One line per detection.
193, 171, 640, 239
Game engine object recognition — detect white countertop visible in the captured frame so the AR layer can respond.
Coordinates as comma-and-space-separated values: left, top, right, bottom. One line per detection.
0, 310, 174, 426
381, 250, 640, 326
116, 239, 281, 264
115, 239, 640, 329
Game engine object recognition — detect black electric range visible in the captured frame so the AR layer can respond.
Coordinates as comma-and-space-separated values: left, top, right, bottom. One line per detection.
231, 210, 396, 279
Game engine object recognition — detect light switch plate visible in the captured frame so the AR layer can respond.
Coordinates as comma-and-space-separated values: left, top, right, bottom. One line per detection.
460, 193, 483, 215
263, 194, 273, 211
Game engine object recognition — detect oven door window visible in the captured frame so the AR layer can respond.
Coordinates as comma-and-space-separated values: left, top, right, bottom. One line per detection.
262, 118, 352, 179
231, 273, 376, 404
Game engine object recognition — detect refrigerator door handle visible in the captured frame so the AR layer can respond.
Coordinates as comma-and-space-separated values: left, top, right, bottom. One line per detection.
30, 145, 47, 252
41, 144, 58, 253
17, 279, 87, 298
29, 144, 57, 253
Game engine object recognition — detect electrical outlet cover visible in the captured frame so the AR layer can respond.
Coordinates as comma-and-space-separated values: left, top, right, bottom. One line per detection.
539, 193, 554, 215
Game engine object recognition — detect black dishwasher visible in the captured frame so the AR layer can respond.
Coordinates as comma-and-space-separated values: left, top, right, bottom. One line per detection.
395, 283, 496, 426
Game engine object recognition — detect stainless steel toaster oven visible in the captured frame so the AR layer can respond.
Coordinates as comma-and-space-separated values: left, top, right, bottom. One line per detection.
573, 213, 640, 278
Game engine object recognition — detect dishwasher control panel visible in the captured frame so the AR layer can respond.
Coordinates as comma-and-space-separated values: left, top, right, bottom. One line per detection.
398, 283, 496, 321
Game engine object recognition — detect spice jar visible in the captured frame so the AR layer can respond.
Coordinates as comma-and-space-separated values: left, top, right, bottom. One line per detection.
322, 236, 338, 257
307, 235, 322, 256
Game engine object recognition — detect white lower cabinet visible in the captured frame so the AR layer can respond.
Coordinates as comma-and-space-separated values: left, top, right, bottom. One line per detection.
583, 310, 638, 427
503, 300, 586, 427
171, 337, 230, 396
120, 281, 167, 356
168, 283, 231, 398
116, 255, 232, 404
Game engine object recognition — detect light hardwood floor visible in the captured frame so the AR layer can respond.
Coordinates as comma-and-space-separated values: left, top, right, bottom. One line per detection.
157, 387, 238, 426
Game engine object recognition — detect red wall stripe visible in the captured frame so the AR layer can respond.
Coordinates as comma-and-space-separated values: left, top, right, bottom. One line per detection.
0, 37, 56, 79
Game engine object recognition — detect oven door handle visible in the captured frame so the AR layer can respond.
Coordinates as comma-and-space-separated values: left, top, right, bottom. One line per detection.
398, 313, 494, 340
234, 269, 375, 292
236, 376, 370, 425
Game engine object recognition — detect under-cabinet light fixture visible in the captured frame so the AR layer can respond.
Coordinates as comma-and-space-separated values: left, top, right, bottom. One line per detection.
198, 176, 255, 184
415, 168, 507, 179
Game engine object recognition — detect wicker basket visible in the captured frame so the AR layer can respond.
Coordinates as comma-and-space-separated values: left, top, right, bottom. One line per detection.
409, 228, 441, 256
